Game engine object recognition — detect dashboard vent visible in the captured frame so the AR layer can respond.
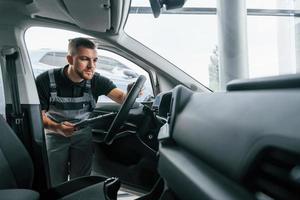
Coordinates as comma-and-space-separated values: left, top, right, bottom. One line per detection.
244, 148, 300, 200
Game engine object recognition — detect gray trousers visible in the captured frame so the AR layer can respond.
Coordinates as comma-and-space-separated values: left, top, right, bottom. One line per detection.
46, 127, 93, 186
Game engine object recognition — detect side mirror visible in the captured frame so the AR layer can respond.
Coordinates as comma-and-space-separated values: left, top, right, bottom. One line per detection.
150, 0, 186, 18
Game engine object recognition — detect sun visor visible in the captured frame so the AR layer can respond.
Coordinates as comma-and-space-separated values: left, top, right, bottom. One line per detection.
63, 0, 111, 32
27, 0, 128, 33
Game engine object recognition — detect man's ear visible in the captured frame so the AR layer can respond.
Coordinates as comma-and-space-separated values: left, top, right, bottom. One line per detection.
67, 55, 73, 65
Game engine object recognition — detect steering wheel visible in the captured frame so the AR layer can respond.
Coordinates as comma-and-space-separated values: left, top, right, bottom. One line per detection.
104, 75, 146, 144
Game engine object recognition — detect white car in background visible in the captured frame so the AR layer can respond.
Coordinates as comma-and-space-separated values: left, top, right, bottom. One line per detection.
30, 49, 138, 92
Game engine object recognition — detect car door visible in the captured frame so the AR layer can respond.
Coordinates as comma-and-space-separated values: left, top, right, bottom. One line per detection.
89, 49, 159, 192
25, 27, 159, 192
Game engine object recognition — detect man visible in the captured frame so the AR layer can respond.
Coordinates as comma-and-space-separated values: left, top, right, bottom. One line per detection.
36, 37, 127, 186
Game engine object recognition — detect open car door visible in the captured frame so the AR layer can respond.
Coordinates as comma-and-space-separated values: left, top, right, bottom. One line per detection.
89, 76, 160, 192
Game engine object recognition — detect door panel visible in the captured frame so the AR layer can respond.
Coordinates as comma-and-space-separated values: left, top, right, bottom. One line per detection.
91, 102, 160, 191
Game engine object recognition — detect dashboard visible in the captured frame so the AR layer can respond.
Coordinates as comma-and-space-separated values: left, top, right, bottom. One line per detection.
152, 91, 172, 120
155, 80, 300, 200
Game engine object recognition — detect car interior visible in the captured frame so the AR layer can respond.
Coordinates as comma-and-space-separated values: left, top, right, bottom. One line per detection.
0, 0, 300, 200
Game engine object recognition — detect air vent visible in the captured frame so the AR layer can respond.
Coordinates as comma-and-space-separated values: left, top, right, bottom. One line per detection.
244, 148, 300, 200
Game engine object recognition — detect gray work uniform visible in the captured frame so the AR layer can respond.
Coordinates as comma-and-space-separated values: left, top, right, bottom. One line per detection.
45, 69, 96, 186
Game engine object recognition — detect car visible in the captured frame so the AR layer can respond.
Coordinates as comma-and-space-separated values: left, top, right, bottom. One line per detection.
30, 50, 138, 79
0, 0, 300, 200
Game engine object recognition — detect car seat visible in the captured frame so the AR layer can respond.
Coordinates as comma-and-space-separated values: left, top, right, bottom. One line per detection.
0, 114, 120, 200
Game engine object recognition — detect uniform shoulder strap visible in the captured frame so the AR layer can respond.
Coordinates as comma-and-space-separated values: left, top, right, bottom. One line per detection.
48, 69, 57, 95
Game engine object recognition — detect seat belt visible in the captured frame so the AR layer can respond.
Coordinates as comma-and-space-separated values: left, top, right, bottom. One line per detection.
2, 47, 25, 143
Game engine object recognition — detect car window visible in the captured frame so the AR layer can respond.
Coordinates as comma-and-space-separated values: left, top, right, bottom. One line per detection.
126, 0, 217, 89
39, 52, 67, 67
39, 52, 129, 72
25, 27, 153, 102
125, 0, 298, 91
96, 49, 153, 103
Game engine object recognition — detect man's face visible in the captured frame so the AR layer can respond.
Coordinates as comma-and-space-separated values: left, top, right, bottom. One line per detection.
68, 46, 98, 80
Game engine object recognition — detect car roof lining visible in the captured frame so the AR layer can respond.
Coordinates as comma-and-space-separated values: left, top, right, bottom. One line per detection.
1, 0, 130, 34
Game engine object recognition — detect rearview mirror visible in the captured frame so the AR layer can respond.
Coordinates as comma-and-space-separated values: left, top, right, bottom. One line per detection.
150, 0, 186, 18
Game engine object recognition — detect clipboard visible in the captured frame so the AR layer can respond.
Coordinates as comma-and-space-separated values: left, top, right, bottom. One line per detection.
74, 112, 116, 129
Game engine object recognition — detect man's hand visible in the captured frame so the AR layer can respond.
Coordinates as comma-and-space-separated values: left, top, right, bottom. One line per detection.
42, 111, 77, 137
56, 121, 77, 137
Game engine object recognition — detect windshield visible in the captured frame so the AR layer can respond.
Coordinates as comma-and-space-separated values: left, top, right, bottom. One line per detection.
125, 0, 299, 91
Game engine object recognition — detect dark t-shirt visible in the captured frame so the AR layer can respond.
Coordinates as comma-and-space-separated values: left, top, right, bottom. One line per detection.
36, 65, 116, 111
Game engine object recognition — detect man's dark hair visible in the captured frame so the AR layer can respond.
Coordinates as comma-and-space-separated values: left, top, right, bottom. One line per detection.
68, 37, 96, 55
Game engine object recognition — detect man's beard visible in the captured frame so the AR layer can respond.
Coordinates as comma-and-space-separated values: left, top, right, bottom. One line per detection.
75, 67, 93, 80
